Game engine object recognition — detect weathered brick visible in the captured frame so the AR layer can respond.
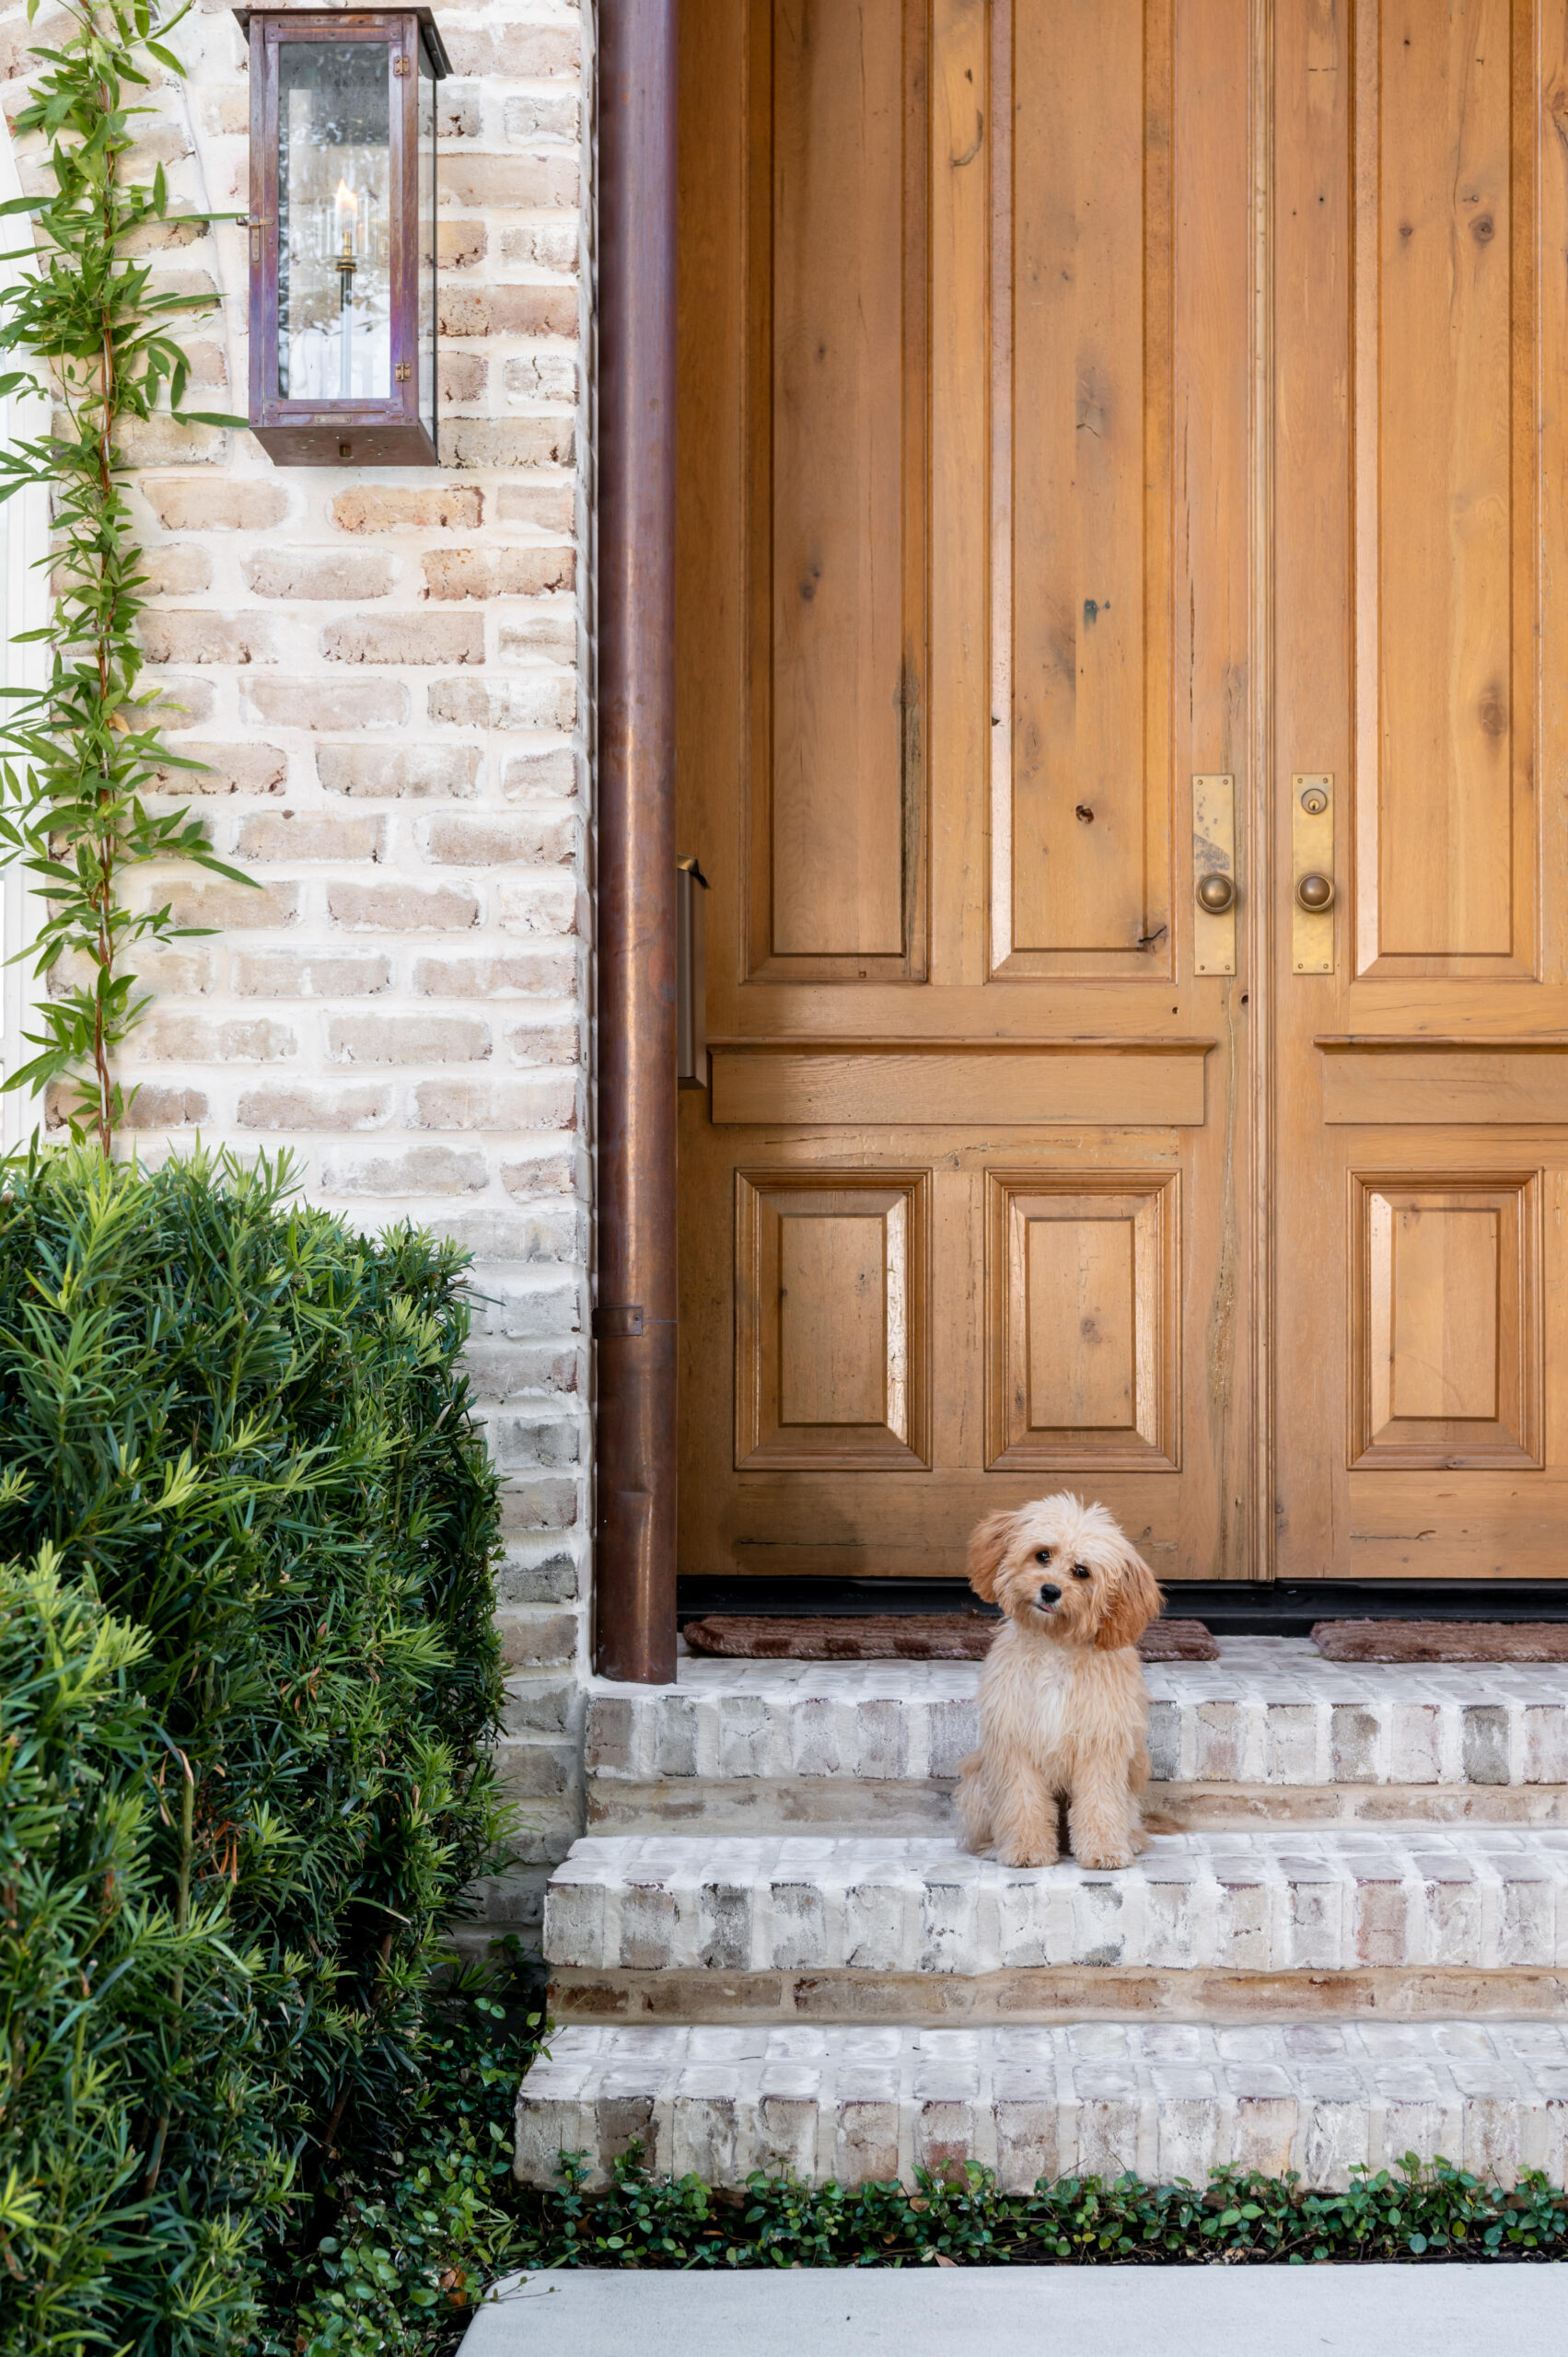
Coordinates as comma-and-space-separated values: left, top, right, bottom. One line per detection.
115, 415, 226, 467
428, 672, 575, 729
159, 878, 297, 930
142, 544, 213, 596
504, 1020, 580, 1066
143, 477, 291, 531
494, 483, 575, 531
412, 949, 578, 997
440, 353, 490, 406
328, 1015, 490, 1064
151, 741, 288, 796
138, 611, 275, 666
495, 874, 578, 933
118, 1084, 209, 1128
411, 1076, 577, 1132
317, 743, 483, 799
330, 484, 484, 533
423, 547, 576, 600
244, 549, 395, 599
328, 880, 478, 931
235, 813, 386, 863
438, 155, 578, 210
241, 679, 412, 729
321, 1144, 491, 1196
232, 952, 392, 998
503, 353, 579, 404
135, 1014, 296, 1062
436, 80, 482, 139
437, 284, 579, 339
497, 221, 582, 272
142, 676, 215, 728
438, 25, 581, 77
323, 612, 483, 666
443, 419, 574, 471
237, 1084, 390, 1132
504, 90, 581, 142
438, 218, 487, 270
419, 812, 575, 865
504, 747, 578, 799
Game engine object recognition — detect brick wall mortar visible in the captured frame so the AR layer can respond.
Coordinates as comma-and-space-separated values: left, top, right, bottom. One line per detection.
0, 0, 598, 1944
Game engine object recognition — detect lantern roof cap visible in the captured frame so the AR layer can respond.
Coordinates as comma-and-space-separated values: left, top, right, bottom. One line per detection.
231, 7, 451, 78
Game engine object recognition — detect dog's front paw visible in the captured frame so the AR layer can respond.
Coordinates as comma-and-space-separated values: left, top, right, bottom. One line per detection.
994, 1844, 1058, 1869
1075, 1844, 1134, 1871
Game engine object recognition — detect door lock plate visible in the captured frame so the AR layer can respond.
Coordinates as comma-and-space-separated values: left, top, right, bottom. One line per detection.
1192, 773, 1236, 977
1291, 773, 1335, 973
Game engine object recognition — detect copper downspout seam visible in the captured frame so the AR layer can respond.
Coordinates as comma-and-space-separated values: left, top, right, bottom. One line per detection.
592, 0, 678, 1682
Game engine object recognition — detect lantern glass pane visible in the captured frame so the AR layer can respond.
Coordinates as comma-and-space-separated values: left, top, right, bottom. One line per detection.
277, 41, 391, 402
418, 45, 436, 442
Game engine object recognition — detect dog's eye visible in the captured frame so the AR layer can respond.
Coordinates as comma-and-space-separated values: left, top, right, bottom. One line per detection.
1033, 1547, 1052, 1565
1072, 1562, 1092, 1581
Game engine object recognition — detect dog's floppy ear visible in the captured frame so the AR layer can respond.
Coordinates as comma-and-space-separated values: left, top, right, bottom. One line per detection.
966, 1509, 1017, 1603
1095, 1544, 1164, 1652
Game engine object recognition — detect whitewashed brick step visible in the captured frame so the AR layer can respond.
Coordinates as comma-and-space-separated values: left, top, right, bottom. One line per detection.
515, 2020, 1568, 2192
545, 1829, 1568, 1978
586, 1640, 1568, 1797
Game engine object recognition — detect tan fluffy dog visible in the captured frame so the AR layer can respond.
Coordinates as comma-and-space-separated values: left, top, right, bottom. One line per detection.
955, 1494, 1163, 1871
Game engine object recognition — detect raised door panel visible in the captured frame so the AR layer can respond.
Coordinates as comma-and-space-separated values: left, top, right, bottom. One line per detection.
1349, 1172, 1541, 1468
745, 0, 928, 982
986, 1172, 1179, 1469
1352, 0, 1543, 978
990, 0, 1174, 976
736, 1169, 931, 1469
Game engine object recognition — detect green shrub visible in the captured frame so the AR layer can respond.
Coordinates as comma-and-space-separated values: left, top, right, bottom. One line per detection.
0, 1149, 505, 2355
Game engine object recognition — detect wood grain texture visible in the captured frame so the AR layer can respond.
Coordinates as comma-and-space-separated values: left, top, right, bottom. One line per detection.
709, 1042, 1210, 1127
1349, 1172, 1541, 1469
987, 1171, 1179, 1469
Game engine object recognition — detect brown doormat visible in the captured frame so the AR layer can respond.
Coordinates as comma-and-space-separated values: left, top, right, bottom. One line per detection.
681, 1614, 1219, 1663
1312, 1620, 1568, 1663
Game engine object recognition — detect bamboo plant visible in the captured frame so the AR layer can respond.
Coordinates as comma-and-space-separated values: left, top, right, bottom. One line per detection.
0, 0, 250, 1155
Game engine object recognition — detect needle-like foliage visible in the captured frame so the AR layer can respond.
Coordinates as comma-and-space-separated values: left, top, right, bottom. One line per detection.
0, 0, 250, 1153
0, 1150, 506, 2356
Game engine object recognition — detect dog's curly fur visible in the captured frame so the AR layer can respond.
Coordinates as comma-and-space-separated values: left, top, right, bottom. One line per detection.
955, 1493, 1163, 1871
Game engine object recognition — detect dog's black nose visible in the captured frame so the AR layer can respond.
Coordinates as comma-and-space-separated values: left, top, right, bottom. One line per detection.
1036, 1582, 1061, 1607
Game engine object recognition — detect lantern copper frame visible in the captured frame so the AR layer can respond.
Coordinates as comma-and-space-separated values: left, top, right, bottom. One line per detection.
235, 8, 448, 465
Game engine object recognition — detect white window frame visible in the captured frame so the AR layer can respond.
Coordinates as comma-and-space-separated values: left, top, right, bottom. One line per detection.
0, 123, 49, 1150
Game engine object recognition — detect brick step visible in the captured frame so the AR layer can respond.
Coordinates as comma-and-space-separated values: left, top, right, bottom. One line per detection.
543, 1829, 1568, 2023
584, 1642, 1568, 1833
514, 2019, 1568, 2192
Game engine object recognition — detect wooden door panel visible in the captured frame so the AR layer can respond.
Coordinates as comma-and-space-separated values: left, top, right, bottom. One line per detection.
1352, 0, 1540, 979
1348, 1171, 1542, 1468
734, 1170, 932, 1469
986, 1172, 1179, 1470
747, 0, 928, 982
677, 0, 1255, 1587
992, 0, 1174, 970
1273, 0, 1568, 1583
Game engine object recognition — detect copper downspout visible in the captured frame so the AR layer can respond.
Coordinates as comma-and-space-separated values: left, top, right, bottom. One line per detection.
592, 0, 679, 1681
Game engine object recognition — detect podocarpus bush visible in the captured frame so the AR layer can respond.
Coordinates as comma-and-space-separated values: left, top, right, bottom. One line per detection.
0, 1149, 505, 2356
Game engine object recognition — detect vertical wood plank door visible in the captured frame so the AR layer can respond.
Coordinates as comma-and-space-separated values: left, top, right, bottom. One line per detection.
676, 0, 1258, 1586
1272, 0, 1568, 1580
676, 0, 1568, 1588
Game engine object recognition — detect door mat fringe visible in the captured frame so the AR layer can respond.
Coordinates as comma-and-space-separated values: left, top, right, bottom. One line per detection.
681, 1614, 1219, 1663
1311, 1620, 1568, 1663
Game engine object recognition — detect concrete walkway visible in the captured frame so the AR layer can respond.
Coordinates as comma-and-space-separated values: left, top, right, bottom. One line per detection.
458, 2261, 1565, 2357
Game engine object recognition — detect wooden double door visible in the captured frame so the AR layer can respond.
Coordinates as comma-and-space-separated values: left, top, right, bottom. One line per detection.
674, 0, 1568, 1586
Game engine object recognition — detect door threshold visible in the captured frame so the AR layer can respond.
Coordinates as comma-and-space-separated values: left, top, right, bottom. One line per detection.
677, 1575, 1568, 1638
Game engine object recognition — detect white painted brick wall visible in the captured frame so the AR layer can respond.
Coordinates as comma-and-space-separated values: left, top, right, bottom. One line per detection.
0, 0, 598, 1940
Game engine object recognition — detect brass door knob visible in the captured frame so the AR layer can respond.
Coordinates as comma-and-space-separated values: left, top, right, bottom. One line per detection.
1295, 871, 1335, 911
1195, 872, 1236, 913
